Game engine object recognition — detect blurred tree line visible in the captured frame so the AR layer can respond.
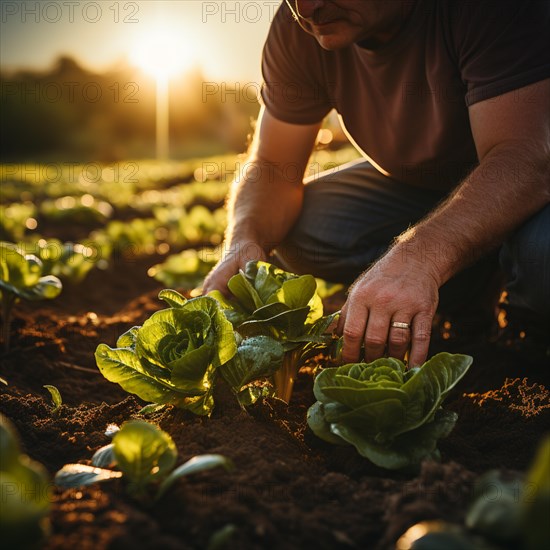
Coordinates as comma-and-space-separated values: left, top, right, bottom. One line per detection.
0, 56, 260, 162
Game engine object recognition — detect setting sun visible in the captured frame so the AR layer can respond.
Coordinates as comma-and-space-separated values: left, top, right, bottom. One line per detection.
130, 25, 196, 79
129, 24, 197, 160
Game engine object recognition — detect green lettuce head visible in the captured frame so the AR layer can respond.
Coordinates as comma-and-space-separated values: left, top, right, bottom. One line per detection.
1, 241, 62, 349
209, 260, 323, 333
0, 242, 62, 301
96, 291, 237, 415
307, 353, 472, 470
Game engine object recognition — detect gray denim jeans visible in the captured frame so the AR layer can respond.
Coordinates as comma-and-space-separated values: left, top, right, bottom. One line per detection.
274, 160, 550, 318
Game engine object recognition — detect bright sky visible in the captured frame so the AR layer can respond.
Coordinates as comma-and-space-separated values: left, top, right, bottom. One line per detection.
0, 0, 278, 81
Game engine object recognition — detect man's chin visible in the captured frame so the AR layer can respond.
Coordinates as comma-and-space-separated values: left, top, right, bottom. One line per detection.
297, 19, 356, 50
313, 33, 353, 50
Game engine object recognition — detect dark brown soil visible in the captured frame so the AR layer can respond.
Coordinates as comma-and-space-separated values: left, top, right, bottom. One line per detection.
1, 253, 549, 550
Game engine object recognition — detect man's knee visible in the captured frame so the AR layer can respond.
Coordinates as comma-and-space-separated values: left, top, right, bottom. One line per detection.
272, 241, 322, 274
500, 204, 550, 316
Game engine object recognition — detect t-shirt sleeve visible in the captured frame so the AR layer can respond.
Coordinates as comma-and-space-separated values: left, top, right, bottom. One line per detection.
450, 0, 550, 106
260, 3, 332, 124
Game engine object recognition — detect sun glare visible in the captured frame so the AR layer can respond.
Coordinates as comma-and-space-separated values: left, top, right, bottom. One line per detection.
130, 26, 195, 79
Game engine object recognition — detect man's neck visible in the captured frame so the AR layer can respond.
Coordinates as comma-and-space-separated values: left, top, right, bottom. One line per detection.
357, 0, 417, 50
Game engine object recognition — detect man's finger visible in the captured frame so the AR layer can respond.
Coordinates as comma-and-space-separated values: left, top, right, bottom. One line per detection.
202, 258, 238, 295
408, 312, 433, 367
336, 303, 348, 334
364, 312, 390, 362
340, 302, 368, 363
387, 315, 413, 360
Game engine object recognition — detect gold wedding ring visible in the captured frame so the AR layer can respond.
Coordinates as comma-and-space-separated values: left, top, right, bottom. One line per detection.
391, 321, 411, 329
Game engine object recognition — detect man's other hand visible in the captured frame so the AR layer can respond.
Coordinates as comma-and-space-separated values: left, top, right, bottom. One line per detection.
336, 246, 439, 367
202, 241, 267, 296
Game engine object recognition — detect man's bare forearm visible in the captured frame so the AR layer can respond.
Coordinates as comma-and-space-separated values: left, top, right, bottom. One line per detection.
201, 109, 319, 294
224, 155, 304, 254
394, 141, 550, 285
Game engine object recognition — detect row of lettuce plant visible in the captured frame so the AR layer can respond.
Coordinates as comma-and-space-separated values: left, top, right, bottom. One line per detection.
0, 238, 101, 349
0, 156, 237, 204
0, 201, 226, 292
0, 248, 474, 470
6, 203, 226, 259
1, 148, 359, 207
95, 260, 473, 470
2, 203, 226, 275
0, 237, 220, 352
95, 261, 337, 412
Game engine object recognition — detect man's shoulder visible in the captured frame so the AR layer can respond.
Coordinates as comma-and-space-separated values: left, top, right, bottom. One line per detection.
435, 0, 550, 37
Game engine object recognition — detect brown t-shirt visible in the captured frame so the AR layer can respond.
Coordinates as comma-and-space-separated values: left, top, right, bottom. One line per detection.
260, 0, 550, 189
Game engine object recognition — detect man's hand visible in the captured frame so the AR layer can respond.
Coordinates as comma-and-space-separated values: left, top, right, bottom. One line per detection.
336, 245, 439, 367
202, 241, 266, 296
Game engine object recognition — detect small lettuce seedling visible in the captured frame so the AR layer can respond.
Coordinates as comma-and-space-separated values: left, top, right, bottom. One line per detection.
307, 353, 472, 470
95, 291, 237, 416
43, 385, 62, 414
0, 413, 51, 547
0, 242, 62, 350
210, 261, 338, 403
55, 420, 233, 500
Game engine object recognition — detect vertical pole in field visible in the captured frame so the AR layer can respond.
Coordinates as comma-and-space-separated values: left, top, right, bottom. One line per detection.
156, 75, 169, 160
